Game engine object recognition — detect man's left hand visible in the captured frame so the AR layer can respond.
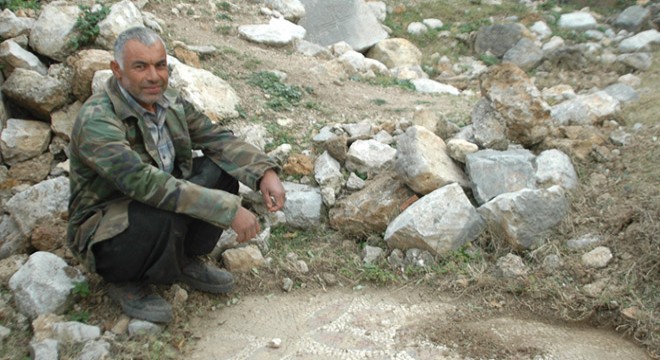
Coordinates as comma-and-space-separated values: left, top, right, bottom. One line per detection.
259, 169, 285, 212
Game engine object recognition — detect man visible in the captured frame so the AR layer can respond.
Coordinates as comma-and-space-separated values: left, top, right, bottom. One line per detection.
67, 26, 285, 323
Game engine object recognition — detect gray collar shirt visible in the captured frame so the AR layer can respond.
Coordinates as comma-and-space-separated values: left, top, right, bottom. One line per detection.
117, 84, 176, 174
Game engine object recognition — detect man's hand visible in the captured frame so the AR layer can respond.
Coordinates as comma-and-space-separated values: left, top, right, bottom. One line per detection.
231, 207, 260, 243
259, 169, 285, 212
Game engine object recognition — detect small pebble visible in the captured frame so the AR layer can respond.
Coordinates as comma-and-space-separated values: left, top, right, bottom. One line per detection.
268, 338, 282, 348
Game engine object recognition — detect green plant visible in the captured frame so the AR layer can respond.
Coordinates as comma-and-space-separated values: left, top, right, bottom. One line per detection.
69, 5, 111, 50
72, 281, 90, 298
68, 310, 90, 323
479, 53, 500, 66
371, 98, 387, 106
355, 171, 368, 180
248, 71, 303, 111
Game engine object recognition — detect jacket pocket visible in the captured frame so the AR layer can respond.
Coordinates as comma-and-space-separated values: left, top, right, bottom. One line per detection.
90, 199, 131, 245
74, 210, 102, 253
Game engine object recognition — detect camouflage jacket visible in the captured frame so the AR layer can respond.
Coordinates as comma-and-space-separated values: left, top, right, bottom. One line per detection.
67, 77, 278, 270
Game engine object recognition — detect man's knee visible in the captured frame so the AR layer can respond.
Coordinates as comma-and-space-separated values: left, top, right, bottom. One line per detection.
190, 157, 238, 194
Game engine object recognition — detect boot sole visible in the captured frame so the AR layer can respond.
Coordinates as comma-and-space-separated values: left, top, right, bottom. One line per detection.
179, 275, 235, 294
121, 300, 173, 323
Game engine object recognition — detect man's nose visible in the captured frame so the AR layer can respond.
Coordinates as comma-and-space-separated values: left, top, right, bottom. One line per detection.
145, 65, 158, 80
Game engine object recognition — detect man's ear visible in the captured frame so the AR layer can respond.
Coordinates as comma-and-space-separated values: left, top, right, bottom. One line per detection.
110, 60, 122, 79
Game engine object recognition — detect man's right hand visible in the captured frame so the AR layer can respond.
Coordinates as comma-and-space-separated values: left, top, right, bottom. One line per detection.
231, 206, 260, 243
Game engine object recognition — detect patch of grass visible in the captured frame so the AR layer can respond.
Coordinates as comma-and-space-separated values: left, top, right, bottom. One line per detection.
358, 75, 415, 91
0, 0, 38, 11
216, 1, 231, 11
554, 29, 590, 44
214, 25, 233, 35
210, 66, 230, 80
263, 120, 296, 152
538, 0, 559, 11
219, 45, 240, 56
456, 19, 491, 34
216, 12, 232, 21
247, 71, 303, 111
371, 98, 387, 106
360, 263, 398, 285
235, 105, 247, 119
382, 0, 529, 59
563, 0, 636, 15
242, 57, 261, 70
304, 101, 322, 111
69, 4, 111, 50
268, 225, 319, 258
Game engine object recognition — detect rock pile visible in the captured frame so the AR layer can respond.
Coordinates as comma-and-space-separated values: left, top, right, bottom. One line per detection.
0, 0, 657, 357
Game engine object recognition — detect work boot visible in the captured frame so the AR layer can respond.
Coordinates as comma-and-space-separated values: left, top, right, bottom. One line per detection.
178, 258, 235, 294
107, 282, 173, 323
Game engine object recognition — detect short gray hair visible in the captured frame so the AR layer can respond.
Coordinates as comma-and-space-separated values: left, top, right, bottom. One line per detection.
114, 27, 166, 69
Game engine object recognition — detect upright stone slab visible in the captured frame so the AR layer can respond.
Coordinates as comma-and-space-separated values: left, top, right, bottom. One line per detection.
298, 0, 387, 52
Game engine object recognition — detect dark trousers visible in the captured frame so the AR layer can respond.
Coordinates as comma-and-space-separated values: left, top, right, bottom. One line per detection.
92, 157, 239, 284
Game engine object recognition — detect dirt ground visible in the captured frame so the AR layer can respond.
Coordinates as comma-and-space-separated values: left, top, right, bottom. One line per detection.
184, 287, 650, 359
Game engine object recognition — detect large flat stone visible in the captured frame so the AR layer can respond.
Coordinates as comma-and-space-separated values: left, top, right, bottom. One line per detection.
298, 0, 387, 52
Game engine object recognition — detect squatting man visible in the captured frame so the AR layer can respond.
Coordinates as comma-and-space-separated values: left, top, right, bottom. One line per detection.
67, 26, 286, 323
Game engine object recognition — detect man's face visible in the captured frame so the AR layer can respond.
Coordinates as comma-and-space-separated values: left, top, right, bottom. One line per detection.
111, 39, 168, 112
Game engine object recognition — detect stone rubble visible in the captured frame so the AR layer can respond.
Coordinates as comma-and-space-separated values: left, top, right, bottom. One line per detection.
0, 0, 656, 356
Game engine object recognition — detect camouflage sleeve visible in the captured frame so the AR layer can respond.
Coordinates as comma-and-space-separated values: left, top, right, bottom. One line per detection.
181, 99, 280, 190
74, 101, 241, 229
